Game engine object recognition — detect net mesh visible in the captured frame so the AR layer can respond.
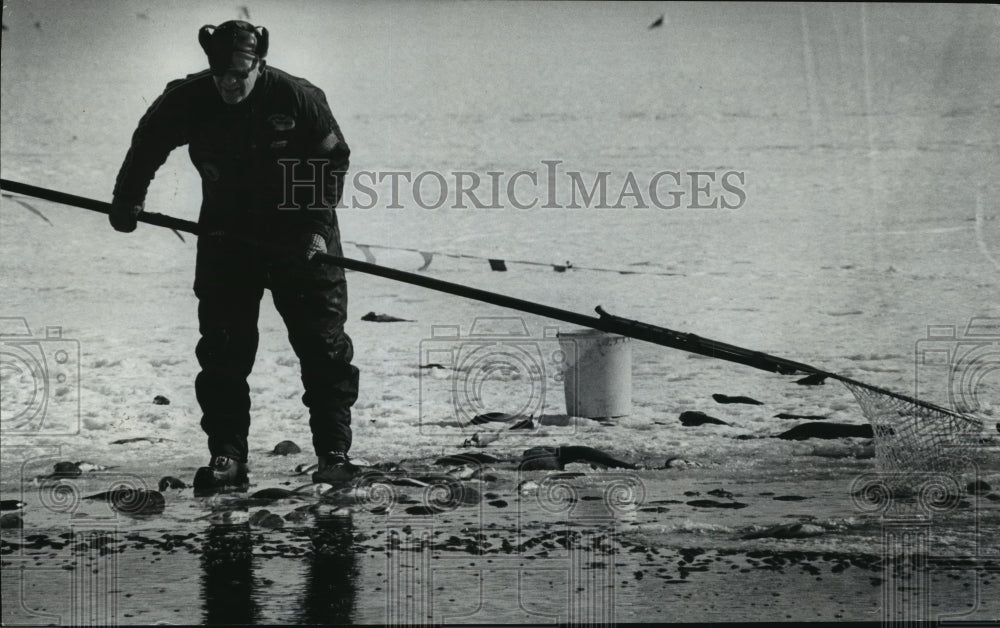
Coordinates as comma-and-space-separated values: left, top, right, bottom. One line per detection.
842, 380, 984, 487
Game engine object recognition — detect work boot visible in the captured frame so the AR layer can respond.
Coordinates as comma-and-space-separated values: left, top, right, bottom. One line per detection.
311, 450, 357, 484
193, 455, 249, 494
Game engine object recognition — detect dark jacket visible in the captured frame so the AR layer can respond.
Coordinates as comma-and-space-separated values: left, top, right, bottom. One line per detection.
113, 66, 349, 245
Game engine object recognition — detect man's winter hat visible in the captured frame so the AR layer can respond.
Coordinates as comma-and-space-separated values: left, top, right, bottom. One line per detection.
198, 20, 269, 75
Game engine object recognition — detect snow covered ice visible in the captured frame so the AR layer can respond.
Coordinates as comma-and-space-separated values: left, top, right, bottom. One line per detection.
1, 2, 998, 623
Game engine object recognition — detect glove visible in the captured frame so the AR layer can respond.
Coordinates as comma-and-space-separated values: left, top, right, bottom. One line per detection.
303, 233, 328, 261
109, 198, 143, 233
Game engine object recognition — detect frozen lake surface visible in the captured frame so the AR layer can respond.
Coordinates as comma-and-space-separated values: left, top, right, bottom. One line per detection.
2, 1, 998, 624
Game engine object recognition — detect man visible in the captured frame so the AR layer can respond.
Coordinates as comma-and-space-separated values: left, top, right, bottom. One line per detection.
110, 20, 360, 490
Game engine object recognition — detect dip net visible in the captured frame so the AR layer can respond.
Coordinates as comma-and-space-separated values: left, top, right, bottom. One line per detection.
587, 307, 987, 487
840, 378, 984, 489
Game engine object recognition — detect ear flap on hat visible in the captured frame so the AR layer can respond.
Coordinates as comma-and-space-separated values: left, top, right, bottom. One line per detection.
198, 25, 216, 56
255, 26, 269, 58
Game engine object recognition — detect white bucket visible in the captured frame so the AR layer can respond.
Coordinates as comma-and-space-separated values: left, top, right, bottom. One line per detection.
557, 329, 632, 418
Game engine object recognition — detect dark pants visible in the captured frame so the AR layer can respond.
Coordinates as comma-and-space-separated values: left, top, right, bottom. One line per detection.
193, 233, 359, 463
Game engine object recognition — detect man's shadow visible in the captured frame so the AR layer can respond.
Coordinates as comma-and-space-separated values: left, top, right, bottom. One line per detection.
198, 513, 359, 624
298, 513, 359, 624
200, 523, 259, 625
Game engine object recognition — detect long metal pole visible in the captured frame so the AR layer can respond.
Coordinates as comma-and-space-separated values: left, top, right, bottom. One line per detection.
0, 178, 974, 421
1, 178, 201, 234
0, 178, 822, 373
